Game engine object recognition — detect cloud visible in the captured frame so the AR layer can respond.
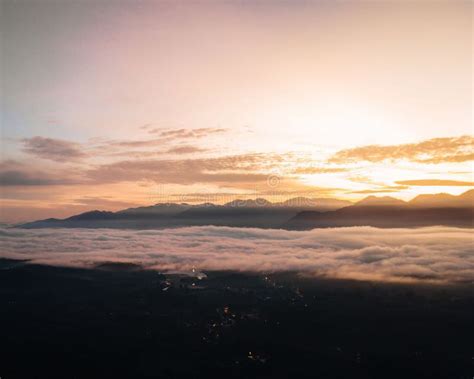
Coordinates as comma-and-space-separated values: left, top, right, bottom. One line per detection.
89, 129, 223, 156
86, 154, 284, 186
165, 145, 208, 154
0, 161, 78, 186
329, 135, 474, 164
0, 170, 65, 186
1, 226, 472, 284
93, 129, 224, 151
107, 138, 163, 148
22, 136, 87, 161
345, 176, 410, 194
1, 149, 335, 196
396, 179, 474, 186
149, 127, 227, 139
99, 145, 209, 158
292, 167, 348, 174
84, 152, 333, 193
349, 187, 409, 194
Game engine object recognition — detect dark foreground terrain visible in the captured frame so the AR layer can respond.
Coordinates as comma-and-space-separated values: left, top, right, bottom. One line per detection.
0, 259, 472, 379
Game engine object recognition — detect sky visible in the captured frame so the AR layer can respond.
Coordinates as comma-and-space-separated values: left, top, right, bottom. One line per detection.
1, 0, 473, 223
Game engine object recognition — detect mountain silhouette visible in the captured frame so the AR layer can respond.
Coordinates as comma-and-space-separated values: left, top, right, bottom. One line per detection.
409, 189, 474, 208
354, 196, 407, 207
18, 191, 473, 230
19, 197, 350, 229
285, 190, 473, 230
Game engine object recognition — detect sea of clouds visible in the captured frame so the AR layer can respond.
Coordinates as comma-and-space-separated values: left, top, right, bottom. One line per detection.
1, 226, 473, 284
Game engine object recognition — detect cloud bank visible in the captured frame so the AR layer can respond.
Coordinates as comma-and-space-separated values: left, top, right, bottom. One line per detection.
0, 160, 79, 186
1, 226, 472, 284
330, 135, 474, 164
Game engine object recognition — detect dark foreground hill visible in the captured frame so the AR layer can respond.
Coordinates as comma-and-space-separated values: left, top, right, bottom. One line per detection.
1, 258, 473, 379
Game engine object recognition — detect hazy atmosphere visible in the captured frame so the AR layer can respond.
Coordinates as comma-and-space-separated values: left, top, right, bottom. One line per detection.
1, 0, 472, 223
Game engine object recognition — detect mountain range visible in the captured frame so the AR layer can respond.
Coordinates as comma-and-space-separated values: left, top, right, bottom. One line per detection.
18, 190, 474, 230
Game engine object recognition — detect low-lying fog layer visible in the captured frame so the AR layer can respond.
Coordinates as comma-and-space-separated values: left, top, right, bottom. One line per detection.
1, 226, 473, 284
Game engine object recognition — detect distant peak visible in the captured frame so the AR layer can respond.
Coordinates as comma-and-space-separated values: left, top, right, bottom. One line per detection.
280, 197, 313, 206
224, 198, 271, 207
355, 196, 406, 207
195, 202, 217, 207
153, 202, 190, 207
66, 210, 116, 221
280, 197, 352, 207
461, 189, 474, 197
409, 190, 474, 207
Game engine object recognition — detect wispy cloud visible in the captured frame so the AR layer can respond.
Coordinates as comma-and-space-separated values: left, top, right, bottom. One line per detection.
99, 145, 209, 158
148, 127, 227, 139
165, 145, 209, 154
1, 226, 472, 284
88, 128, 225, 156
396, 179, 474, 187
106, 138, 164, 148
292, 167, 348, 174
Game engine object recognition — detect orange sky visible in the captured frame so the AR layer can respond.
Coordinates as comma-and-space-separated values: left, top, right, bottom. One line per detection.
1, 0, 472, 223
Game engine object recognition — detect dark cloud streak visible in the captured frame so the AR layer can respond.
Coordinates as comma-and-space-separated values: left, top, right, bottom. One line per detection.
22, 136, 87, 162
0, 170, 67, 186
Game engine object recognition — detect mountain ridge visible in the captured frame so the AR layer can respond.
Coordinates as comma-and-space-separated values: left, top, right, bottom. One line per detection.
17, 190, 473, 230
285, 190, 473, 230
